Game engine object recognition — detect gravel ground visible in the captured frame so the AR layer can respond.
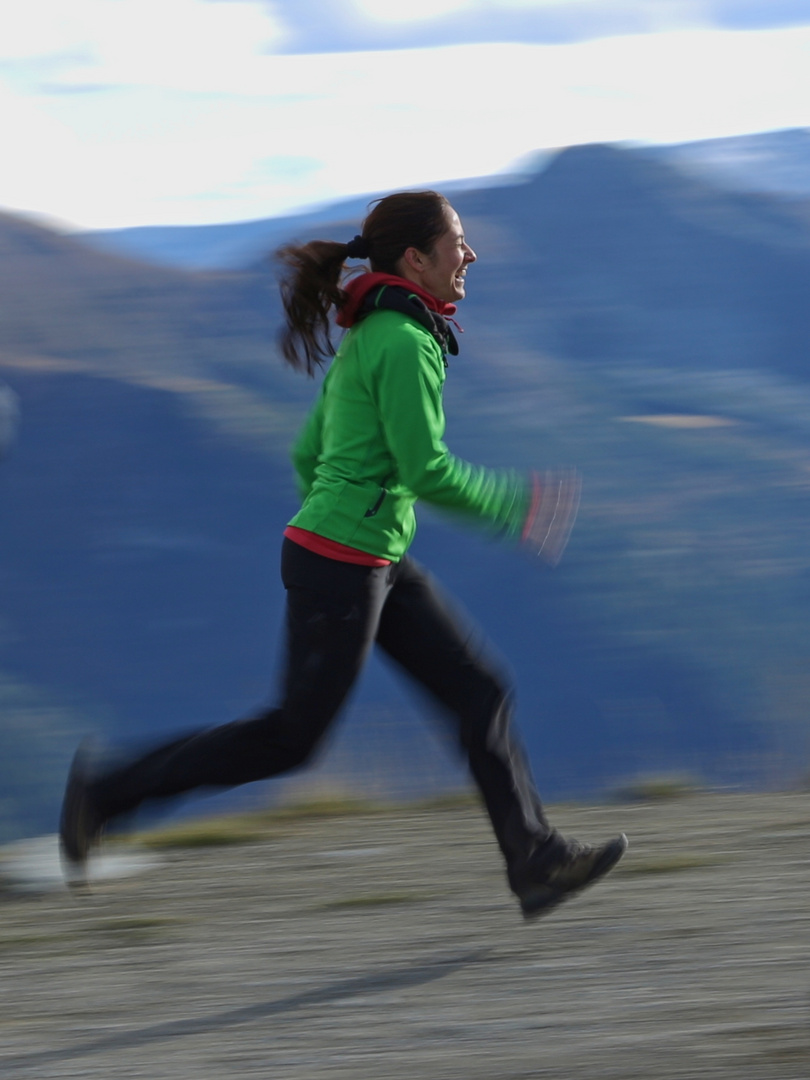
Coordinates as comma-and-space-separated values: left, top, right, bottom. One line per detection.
0, 791, 809, 1079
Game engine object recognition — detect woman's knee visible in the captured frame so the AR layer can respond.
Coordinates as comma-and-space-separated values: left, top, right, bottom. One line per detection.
456, 678, 514, 750
236, 710, 325, 775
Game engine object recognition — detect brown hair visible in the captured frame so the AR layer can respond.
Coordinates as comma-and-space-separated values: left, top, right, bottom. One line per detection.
276, 190, 450, 376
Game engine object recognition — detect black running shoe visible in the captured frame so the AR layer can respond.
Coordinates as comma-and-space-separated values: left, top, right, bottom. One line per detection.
59, 742, 106, 883
517, 834, 628, 919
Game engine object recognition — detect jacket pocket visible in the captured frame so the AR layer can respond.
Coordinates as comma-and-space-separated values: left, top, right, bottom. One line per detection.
364, 488, 387, 518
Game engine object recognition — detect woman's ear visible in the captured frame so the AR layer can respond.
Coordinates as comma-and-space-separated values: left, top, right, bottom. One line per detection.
399, 245, 427, 279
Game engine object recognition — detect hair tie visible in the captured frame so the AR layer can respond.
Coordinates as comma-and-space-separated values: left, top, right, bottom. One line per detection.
345, 235, 370, 260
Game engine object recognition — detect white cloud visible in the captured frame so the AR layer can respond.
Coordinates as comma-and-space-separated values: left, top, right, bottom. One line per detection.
353, 0, 472, 21
0, 6, 85, 61
0, 0, 284, 91
348, 0, 715, 34
1, 5, 809, 229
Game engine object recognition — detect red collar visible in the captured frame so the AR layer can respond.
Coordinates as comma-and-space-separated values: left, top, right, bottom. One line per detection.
336, 272, 457, 329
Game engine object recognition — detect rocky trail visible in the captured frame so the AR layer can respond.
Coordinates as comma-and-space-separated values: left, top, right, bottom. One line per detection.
1, 791, 808, 1078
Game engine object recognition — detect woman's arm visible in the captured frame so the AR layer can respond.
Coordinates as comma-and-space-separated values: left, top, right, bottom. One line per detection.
373, 327, 530, 537
371, 322, 580, 562
290, 387, 326, 500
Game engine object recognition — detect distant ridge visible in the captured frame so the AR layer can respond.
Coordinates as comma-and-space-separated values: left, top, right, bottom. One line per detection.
643, 127, 810, 197
76, 196, 373, 273
74, 131, 810, 273
75, 176, 529, 272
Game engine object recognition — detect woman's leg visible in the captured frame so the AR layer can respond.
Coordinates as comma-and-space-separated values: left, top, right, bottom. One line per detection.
375, 557, 627, 915
61, 542, 394, 851
374, 556, 554, 870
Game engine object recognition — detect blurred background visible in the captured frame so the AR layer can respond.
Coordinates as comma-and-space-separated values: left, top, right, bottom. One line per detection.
2, 0, 810, 841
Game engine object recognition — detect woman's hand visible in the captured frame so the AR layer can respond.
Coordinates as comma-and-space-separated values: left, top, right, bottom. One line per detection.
521, 468, 582, 566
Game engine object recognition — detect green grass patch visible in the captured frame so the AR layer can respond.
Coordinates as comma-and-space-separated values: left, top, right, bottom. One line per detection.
133, 816, 273, 850
614, 774, 702, 803
131, 794, 385, 850
414, 789, 479, 812
257, 794, 381, 823
126, 790, 481, 852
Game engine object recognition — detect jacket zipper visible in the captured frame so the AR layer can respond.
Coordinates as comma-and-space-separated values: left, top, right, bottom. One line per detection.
364, 488, 387, 518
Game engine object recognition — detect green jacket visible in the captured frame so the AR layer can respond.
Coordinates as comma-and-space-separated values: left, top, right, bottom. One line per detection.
288, 307, 530, 561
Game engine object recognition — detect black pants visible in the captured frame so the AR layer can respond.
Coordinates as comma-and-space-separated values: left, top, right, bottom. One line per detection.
92, 539, 552, 873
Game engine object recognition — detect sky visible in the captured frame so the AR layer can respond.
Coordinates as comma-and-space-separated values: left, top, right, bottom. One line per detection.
1, 0, 810, 231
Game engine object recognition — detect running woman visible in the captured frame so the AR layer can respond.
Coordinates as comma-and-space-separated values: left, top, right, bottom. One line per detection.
60, 191, 627, 918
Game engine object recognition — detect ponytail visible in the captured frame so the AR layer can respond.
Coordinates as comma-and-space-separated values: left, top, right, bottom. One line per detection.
276, 240, 351, 377
275, 190, 450, 376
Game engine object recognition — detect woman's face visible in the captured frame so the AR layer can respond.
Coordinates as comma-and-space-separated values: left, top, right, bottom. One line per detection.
400, 206, 477, 302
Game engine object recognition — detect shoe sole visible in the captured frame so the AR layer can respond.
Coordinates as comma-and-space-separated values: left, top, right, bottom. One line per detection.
520, 833, 629, 920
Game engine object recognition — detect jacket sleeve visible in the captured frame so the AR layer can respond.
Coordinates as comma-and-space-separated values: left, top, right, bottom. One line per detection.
290, 386, 326, 500
372, 327, 530, 538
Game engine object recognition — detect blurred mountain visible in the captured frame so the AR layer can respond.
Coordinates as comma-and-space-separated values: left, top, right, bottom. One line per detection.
76, 197, 374, 273
452, 143, 810, 380
2, 144, 810, 839
78, 130, 810, 273
76, 179, 524, 272
647, 128, 810, 198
